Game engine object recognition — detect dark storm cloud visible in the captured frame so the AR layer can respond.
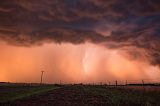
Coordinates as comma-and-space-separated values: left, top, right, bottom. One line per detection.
0, 0, 160, 65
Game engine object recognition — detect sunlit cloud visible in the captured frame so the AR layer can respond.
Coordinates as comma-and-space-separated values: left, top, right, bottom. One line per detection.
0, 41, 159, 83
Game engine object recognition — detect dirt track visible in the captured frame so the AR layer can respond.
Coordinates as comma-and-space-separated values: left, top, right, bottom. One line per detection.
5, 85, 109, 106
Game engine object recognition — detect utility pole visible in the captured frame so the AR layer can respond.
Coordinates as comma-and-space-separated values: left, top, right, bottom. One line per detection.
40, 71, 44, 84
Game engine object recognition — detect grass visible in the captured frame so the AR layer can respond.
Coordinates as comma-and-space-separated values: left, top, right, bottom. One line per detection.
83, 85, 160, 106
0, 84, 160, 105
0, 84, 59, 103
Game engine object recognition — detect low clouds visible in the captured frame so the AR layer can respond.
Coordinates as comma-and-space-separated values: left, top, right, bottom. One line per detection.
0, 0, 160, 65
0, 27, 106, 46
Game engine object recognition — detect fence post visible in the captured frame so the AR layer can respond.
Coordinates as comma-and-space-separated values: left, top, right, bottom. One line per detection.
142, 80, 145, 91
126, 80, 128, 85
115, 80, 118, 86
100, 82, 102, 85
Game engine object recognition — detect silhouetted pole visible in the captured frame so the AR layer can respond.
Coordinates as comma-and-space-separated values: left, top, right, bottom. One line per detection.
126, 80, 128, 85
40, 71, 44, 84
100, 82, 102, 85
115, 80, 118, 86
142, 80, 145, 91
60, 80, 62, 85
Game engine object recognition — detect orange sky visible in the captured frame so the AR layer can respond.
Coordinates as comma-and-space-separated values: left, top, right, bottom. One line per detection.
0, 41, 160, 84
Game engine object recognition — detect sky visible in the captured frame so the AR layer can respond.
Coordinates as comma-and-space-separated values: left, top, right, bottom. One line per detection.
0, 0, 160, 84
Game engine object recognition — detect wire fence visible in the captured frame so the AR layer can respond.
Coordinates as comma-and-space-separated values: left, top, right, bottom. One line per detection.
80, 77, 160, 86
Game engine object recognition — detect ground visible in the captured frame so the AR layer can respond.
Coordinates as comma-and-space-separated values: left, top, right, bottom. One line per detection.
0, 84, 160, 106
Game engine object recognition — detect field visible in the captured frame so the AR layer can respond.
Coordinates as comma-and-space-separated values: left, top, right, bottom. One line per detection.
0, 83, 59, 103
0, 83, 160, 106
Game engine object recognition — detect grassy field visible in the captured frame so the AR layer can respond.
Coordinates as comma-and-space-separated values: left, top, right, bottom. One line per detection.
83, 85, 160, 106
0, 83, 59, 103
0, 83, 160, 105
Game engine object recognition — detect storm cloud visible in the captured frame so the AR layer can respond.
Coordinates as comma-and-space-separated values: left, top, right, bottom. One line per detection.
0, 0, 160, 65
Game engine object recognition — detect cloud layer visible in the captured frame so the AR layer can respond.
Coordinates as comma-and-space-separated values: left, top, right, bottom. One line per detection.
0, 0, 160, 65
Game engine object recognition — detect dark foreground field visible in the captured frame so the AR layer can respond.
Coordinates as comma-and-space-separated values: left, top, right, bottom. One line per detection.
0, 84, 160, 106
